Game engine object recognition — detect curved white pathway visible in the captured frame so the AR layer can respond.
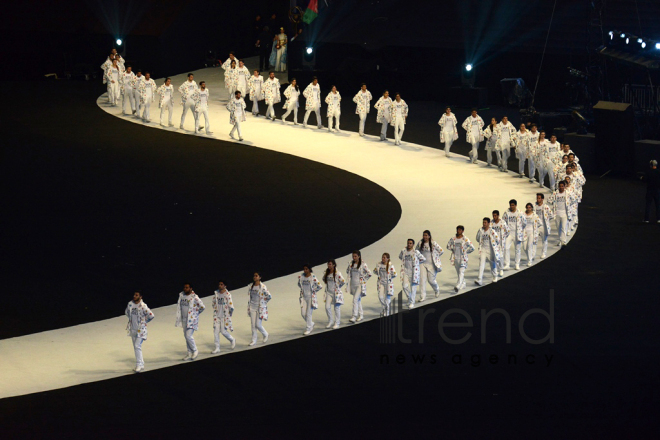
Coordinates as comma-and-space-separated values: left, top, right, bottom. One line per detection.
0, 63, 571, 398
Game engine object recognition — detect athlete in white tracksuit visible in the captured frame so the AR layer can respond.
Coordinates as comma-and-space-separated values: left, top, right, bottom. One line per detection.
323, 260, 345, 329
346, 251, 371, 322
549, 181, 573, 246
194, 81, 212, 135
373, 253, 397, 317
502, 200, 526, 270
325, 87, 341, 132
138, 73, 157, 123
534, 193, 554, 258
248, 70, 264, 116
211, 282, 236, 353
298, 265, 322, 335
447, 226, 475, 292
475, 218, 503, 285
132, 71, 144, 117
227, 91, 247, 141
157, 78, 174, 127
399, 239, 426, 309
120, 66, 136, 115
353, 84, 372, 136
247, 272, 271, 346
303, 78, 322, 128
390, 94, 408, 146
527, 126, 540, 182
415, 231, 443, 300
438, 107, 459, 157
125, 291, 154, 373
282, 79, 300, 124
522, 203, 542, 266
105, 60, 122, 106
490, 210, 509, 277
374, 91, 393, 141
175, 283, 205, 361
178, 73, 199, 129
462, 109, 485, 163
497, 117, 517, 172
483, 119, 499, 167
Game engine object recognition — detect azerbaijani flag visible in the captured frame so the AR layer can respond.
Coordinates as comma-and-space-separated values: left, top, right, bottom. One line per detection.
302, 0, 319, 24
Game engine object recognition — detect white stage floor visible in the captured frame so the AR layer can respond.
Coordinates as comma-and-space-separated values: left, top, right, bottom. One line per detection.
0, 60, 573, 398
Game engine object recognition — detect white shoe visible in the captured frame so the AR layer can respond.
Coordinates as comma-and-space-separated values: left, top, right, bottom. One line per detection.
408, 304, 415, 309
515, 263, 520, 270
541, 253, 547, 259
134, 366, 144, 373
179, 124, 184, 129
231, 339, 236, 349
229, 133, 236, 140
475, 280, 483, 286
419, 297, 425, 303
503, 265, 510, 270
303, 123, 307, 128
168, 123, 174, 127
527, 261, 533, 267
191, 350, 199, 360
328, 128, 332, 132
557, 242, 562, 247
499, 270, 504, 277
248, 340, 256, 346
206, 131, 213, 135
326, 322, 334, 329
349, 317, 357, 323
357, 316, 364, 322
303, 329, 311, 335
263, 333, 269, 342
435, 291, 440, 298
332, 323, 340, 329
212, 348, 220, 354
493, 276, 499, 283
182, 353, 192, 361
336, 129, 341, 133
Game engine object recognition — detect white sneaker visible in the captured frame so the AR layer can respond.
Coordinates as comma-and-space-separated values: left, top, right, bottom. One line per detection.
191, 350, 199, 360
168, 123, 174, 127
326, 322, 334, 329
409, 304, 415, 309
134, 366, 144, 373
503, 265, 510, 270
332, 323, 340, 329
435, 291, 440, 298
303, 329, 311, 335
179, 124, 184, 129
248, 340, 256, 346
328, 128, 332, 132
493, 276, 499, 283
182, 353, 192, 361
499, 270, 504, 277
231, 339, 236, 349
357, 316, 364, 322
419, 297, 425, 303
212, 348, 220, 354
349, 317, 357, 323
206, 131, 213, 135
541, 253, 546, 259
515, 263, 520, 270
263, 333, 269, 342
475, 280, 483, 286
527, 260, 533, 267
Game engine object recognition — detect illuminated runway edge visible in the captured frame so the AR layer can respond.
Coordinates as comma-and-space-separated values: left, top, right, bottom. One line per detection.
0, 62, 573, 398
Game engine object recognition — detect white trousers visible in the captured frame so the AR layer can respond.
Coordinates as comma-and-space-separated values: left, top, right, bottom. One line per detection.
213, 324, 234, 349
358, 111, 367, 135
160, 98, 173, 125
523, 233, 537, 263
282, 106, 298, 123
487, 149, 495, 165
328, 110, 340, 131
350, 284, 363, 319
123, 86, 135, 113
528, 158, 536, 180
325, 292, 341, 324
377, 283, 392, 316
304, 105, 322, 127
501, 148, 511, 171
300, 293, 314, 331
402, 272, 417, 306
230, 120, 243, 138
380, 118, 391, 140
249, 309, 268, 343
130, 332, 145, 367
252, 99, 259, 114
442, 131, 454, 156
266, 102, 275, 119
470, 141, 479, 163
540, 222, 549, 256
518, 156, 527, 176
504, 235, 521, 267
454, 262, 466, 289
548, 167, 556, 189
419, 262, 439, 300
394, 120, 405, 144
478, 251, 498, 282
133, 88, 141, 115
228, 85, 236, 99
195, 108, 210, 133
183, 327, 197, 353
109, 82, 120, 105
180, 98, 196, 127
141, 98, 152, 121
556, 212, 568, 244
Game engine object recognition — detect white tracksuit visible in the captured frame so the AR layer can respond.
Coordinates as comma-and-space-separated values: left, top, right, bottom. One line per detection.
133, 76, 144, 116
502, 209, 525, 268
303, 83, 322, 128
391, 100, 408, 144
353, 90, 372, 135
159, 86, 174, 126
374, 97, 392, 140
282, 86, 300, 123
108, 67, 120, 105
179, 80, 199, 128
527, 131, 540, 181
534, 202, 553, 257
326, 92, 341, 131
121, 72, 136, 114
416, 241, 441, 300
522, 213, 537, 263
195, 89, 211, 134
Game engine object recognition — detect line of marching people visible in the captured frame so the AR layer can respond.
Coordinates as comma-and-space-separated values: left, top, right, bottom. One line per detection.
125, 184, 579, 372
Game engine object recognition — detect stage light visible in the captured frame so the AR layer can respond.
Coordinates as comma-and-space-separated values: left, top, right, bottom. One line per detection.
637, 38, 643, 43
626, 38, 629, 44
465, 64, 473, 72
656, 43, 660, 50
306, 47, 313, 54
620, 33, 626, 38
641, 42, 647, 49
609, 31, 614, 40
116, 38, 122, 46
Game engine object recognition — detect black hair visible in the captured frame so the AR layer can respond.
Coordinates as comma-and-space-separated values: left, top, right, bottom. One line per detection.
302, 264, 313, 273
456, 225, 465, 232
270, 71, 276, 75
199, 81, 205, 86
361, 82, 367, 87
407, 238, 415, 247
483, 217, 491, 223
558, 180, 566, 187
134, 290, 142, 295
492, 210, 500, 215
144, 71, 150, 76
250, 271, 261, 291
471, 108, 477, 112
525, 203, 533, 209
290, 78, 299, 91
165, 77, 171, 82
229, 51, 235, 55
231, 60, 236, 66
239, 59, 244, 64
537, 193, 545, 199
568, 153, 575, 157
183, 282, 192, 288
383, 89, 389, 95
563, 154, 569, 159
350, 250, 362, 268
218, 280, 226, 286
445, 106, 451, 110
509, 199, 517, 206
312, 76, 318, 80
323, 259, 337, 284
187, 73, 193, 77
395, 92, 401, 98
253, 69, 259, 72
136, 68, 142, 73
417, 230, 433, 251
235, 91, 241, 96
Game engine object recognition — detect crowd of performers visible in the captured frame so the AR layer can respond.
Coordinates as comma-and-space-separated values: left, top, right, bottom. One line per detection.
102, 50, 586, 372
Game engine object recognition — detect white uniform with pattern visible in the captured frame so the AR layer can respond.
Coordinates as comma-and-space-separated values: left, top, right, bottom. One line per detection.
303, 83, 322, 128
353, 89, 372, 135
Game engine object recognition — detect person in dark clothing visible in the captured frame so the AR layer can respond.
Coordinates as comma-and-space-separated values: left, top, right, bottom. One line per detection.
256, 26, 273, 72
641, 160, 660, 223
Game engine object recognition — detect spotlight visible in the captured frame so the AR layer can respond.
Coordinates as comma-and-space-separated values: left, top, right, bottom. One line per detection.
465, 63, 473, 72
620, 33, 626, 38
642, 42, 647, 49
626, 38, 629, 44
609, 31, 614, 40
656, 43, 660, 50
116, 38, 122, 46
306, 47, 313, 54
638, 38, 643, 43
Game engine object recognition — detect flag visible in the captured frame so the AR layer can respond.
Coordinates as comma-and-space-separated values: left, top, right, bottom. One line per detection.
302, 0, 319, 24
